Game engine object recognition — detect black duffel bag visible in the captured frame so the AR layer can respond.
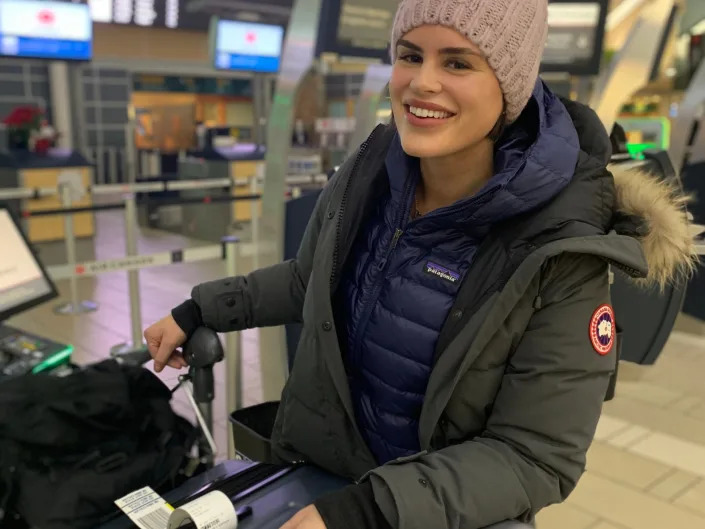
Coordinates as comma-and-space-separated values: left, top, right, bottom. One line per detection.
0, 359, 198, 529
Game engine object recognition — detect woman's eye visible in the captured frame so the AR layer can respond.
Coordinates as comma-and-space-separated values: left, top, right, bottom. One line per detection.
398, 53, 422, 64
447, 60, 471, 70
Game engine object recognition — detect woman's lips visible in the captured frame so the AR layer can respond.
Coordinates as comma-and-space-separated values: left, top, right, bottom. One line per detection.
404, 104, 455, 128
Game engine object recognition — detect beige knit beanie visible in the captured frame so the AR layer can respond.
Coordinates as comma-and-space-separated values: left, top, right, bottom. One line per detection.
390, 0, 549, 123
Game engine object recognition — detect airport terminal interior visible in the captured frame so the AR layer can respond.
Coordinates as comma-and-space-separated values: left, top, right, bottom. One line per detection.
3, 0, 705, 528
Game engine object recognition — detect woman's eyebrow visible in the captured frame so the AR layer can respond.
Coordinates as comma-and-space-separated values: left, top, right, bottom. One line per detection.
396, 39, 422, 51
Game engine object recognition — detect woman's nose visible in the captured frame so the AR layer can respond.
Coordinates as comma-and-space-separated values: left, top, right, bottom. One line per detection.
410, 63, 441, 94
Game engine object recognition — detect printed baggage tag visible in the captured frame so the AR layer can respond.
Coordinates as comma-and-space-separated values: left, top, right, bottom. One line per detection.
115, 486, 174, 529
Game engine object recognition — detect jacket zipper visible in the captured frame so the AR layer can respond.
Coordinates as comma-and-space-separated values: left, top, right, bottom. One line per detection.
350, 176, 415, 368
330, 126, 383, 289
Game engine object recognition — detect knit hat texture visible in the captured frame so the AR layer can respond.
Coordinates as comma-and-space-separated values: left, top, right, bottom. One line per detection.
390, 0, 549, 123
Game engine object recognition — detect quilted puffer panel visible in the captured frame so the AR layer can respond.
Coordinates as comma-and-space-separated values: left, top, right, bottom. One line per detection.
341, 79, 581, 464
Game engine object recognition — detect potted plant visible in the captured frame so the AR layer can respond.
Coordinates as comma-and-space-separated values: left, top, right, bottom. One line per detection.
3, 105, 43, 150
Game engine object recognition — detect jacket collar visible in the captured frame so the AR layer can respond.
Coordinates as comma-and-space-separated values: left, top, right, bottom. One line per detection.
383, 80, 580, 238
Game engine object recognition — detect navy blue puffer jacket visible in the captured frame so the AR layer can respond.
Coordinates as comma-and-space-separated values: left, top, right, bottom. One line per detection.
340, 80, 582, 464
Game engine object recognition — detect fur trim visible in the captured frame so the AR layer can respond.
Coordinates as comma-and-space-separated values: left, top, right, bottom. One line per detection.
612, 166, 698, 291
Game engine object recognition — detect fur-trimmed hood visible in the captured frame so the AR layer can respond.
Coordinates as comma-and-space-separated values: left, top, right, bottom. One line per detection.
611, 163, 698, 290
550, 96, 698, 291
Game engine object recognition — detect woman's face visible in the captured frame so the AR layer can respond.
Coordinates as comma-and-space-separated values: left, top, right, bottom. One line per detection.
389, 25, 504, 159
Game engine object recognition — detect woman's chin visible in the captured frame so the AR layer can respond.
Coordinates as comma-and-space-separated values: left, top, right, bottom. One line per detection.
399, 134, 452, 159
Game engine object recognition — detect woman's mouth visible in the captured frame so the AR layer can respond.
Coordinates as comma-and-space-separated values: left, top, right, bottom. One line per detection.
404, 104, 456, 128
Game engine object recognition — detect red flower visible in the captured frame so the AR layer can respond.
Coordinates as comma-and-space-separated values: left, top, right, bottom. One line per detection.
3, 105, 43, 128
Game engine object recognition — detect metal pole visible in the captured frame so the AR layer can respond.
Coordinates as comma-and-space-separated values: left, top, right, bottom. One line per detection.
97, 147, 106, 185
224, 236, 242, 459
181, 379, 218, 461
110, 193, 148, 357
64, 184, 78, 308
108, 147, 118, 184
249, 175, 259, 270
54, 184, 98, 315
140, 150, 149, 178
125, 121, 137, 184
257, 0, 323, 401
348, 63, 393, 157
150, 150, 161, 177
125, 194, 142, 346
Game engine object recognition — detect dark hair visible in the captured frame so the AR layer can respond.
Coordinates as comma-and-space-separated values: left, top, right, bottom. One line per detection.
487, 112, 506, 142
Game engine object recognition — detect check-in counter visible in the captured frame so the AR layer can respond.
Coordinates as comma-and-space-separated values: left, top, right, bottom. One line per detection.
0, 149, 94, 242
164, 145, 265, 241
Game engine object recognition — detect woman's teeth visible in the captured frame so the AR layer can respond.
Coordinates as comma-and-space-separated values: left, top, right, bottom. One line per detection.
409, 106, 451, 119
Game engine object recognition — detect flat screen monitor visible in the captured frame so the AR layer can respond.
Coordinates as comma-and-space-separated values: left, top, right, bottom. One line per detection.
0, 207, 58, 322
542, 0, 608, 76
211, 19, 284, 73
316, 0, 396, 62
0, 0, 92, 60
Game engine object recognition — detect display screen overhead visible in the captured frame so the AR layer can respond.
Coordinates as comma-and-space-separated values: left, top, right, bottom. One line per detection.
543, 0, 608, 75
336, 0, 396, 52
0, 0, 92, 60
89, 0, 211, 30
213, 19, 284, 73
317, 0, 397, 62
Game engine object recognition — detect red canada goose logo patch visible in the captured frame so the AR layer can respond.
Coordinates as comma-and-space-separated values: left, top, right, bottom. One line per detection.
590, 304, 615, 355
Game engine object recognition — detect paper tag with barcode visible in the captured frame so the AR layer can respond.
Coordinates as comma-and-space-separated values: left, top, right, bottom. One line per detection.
115, 486, 174, 529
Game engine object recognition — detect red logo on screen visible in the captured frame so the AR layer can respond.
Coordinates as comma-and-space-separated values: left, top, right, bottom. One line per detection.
245, 32, 257, 44
37, 9, 56, 24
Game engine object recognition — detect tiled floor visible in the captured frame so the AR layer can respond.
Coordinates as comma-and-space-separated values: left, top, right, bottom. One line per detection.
8, 210, 705, 528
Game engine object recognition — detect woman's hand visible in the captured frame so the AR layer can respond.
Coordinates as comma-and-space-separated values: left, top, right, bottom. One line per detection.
280, 505, 327, 529
144, 314, 188, 372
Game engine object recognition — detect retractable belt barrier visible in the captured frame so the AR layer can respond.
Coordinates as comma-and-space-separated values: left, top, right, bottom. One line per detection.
14, 193, 263, 218
47, 244, 227, 280
2, 177, 266, 319
0, 175, 301, 320
0, 173, 328, 203
0, 177, 234, 202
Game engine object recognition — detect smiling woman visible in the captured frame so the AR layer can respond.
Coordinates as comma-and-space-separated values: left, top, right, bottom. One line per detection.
147, 1, 697, 529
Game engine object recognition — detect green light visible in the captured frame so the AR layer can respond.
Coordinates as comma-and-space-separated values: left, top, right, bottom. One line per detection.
626, 142, 658, 158
31, 345, 74, 374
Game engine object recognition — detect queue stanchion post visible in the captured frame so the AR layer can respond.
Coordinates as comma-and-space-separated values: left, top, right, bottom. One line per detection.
108, 147, 118, 184
125, 121, 137, 184
223, 236, 242, 460
139, 150, 148, 178
110, 193, 148, 357
54, 184, 99, 315
249, 175, 260, 270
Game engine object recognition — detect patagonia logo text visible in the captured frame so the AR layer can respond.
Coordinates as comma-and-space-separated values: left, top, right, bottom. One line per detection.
424, 262, 460, 284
